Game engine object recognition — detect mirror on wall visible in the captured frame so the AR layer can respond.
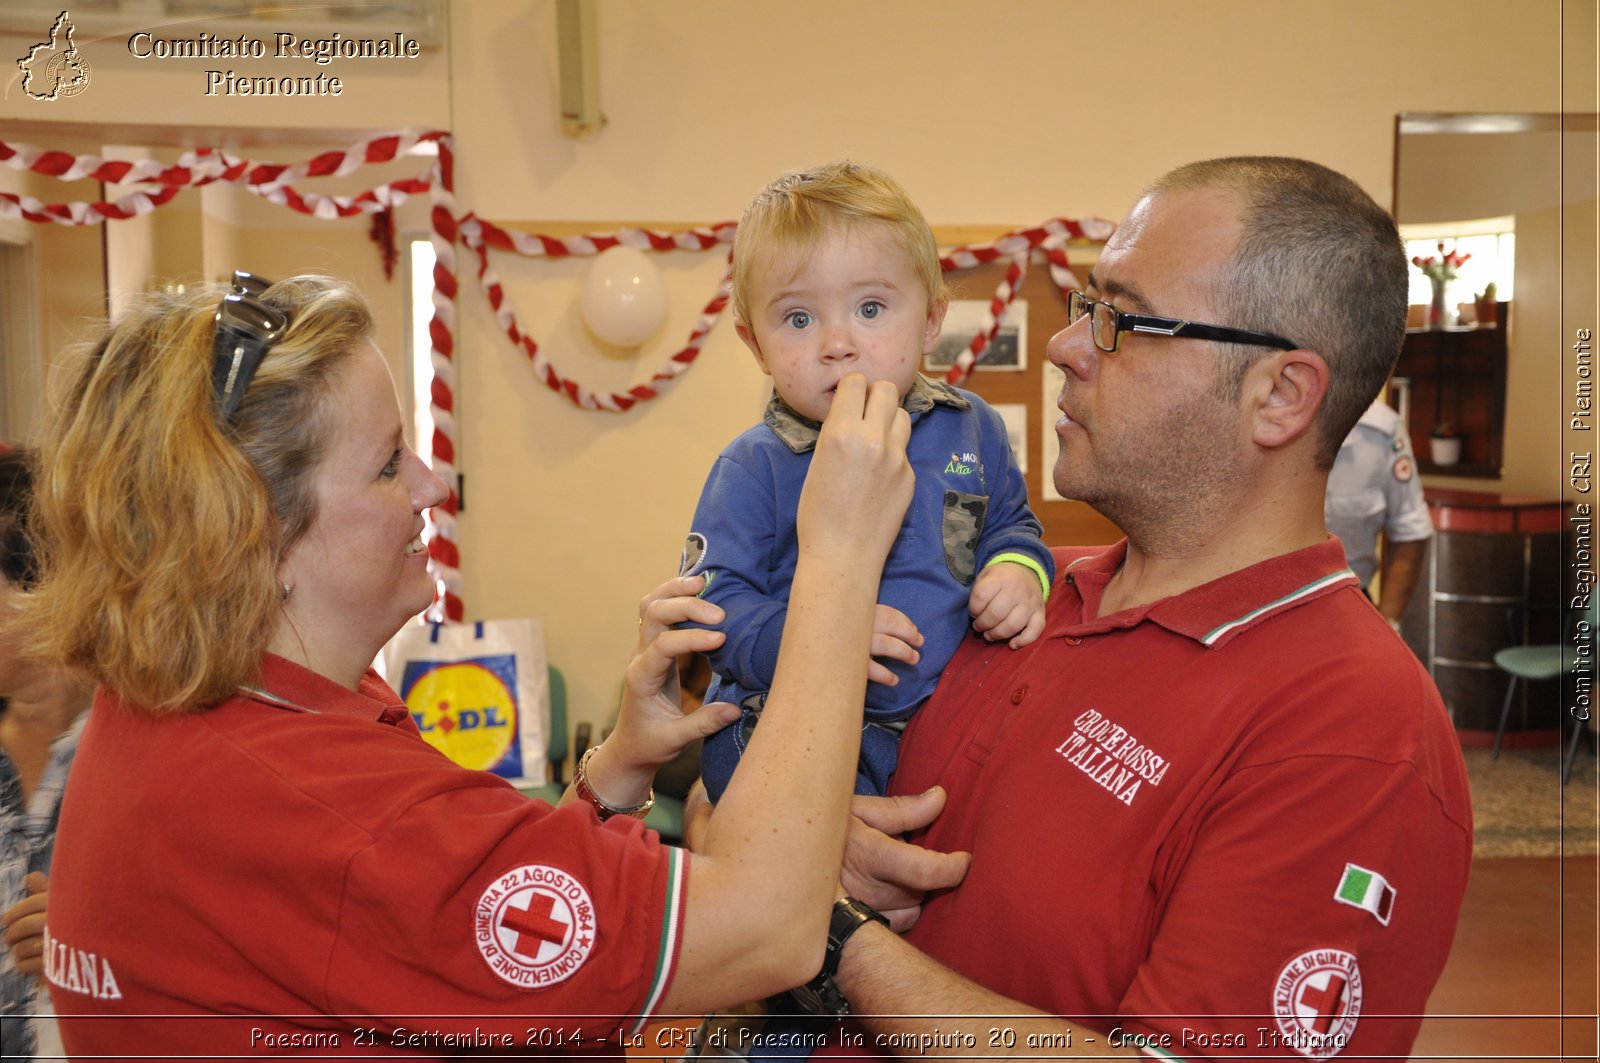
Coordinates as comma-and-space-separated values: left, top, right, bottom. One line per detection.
1392, 112, 1597, 479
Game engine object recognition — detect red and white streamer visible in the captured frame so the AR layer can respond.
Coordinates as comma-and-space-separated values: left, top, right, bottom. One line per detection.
1, 129, 1115, 622
472, 218, 736, 258
0, 184, 181, 225
0, 131, 445, 225
937, 216, 1114, 385
0, 129, 445, 190
0, 139, 244, 187
460, 216, 736, 412
424, 138, 464, 622
244, 173, 434, 220
943, 250, 1030, 386
236, 129, 449, 190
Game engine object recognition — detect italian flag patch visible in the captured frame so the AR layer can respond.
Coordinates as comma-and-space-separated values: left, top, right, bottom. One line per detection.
1334, 863, 1395, 926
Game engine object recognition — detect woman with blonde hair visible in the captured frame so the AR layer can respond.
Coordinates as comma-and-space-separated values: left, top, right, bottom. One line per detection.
25, 272, 917, 1054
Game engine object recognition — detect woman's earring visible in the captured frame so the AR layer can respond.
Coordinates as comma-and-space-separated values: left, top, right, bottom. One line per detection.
281, 580, 293, 600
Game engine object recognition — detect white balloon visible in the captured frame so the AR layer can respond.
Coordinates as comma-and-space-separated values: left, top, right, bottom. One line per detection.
579, 245, 667, 347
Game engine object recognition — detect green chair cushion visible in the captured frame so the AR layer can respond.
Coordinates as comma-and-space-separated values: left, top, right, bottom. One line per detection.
1492, 644, 1570, 681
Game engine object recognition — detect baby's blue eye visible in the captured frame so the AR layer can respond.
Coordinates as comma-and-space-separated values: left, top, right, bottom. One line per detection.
784, 310, 813, 330
859, 301, 884, 319
381, 450, 401, 478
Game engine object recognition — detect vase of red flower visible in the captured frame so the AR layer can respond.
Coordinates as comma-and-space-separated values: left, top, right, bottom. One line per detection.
1412, 242, 1471, 331
1428, 278, 1450, 329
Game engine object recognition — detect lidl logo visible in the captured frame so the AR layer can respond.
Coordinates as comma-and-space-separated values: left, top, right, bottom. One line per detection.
400, 655, 525, 777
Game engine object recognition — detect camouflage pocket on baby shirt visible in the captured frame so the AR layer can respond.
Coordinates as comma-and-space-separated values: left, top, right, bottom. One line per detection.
942, 489, 988, 584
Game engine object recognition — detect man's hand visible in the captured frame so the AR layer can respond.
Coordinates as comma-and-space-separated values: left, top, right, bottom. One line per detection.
687, 784, 970, 930
844, 788, 971, 931
969, 562, 1047, 648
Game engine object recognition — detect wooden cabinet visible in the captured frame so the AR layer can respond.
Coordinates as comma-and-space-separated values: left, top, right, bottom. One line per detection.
1392, 304, 1509, 479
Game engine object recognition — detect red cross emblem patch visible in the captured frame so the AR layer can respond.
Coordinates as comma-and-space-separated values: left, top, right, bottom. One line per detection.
475, 864, 596, 989
1271, 947, 1362, 1058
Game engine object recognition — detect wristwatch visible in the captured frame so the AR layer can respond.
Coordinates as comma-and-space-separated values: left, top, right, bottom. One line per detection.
786, 897, 889, 1017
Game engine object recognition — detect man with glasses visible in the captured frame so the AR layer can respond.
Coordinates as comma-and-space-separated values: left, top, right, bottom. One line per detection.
792, 158, 1472, 1060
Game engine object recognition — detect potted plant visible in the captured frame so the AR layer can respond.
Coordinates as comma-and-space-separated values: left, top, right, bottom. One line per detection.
1474, 281, 1498, 327
1429, 422, 1462, 466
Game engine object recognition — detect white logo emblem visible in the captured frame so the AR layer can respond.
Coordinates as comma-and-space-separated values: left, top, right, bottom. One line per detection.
475, 864, 596, 989
1272, 948, 1362, 1059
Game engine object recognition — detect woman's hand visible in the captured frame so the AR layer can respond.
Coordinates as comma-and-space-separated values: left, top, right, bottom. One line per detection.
796, 375, 914, 573
659, 377, 919, 1012
580, 576, 740, 809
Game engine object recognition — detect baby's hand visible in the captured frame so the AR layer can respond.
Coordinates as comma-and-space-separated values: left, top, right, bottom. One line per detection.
869, 603, 923, 685
968, 563, 1047, 648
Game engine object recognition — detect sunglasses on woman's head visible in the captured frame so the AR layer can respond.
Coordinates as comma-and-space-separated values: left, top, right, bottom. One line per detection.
212, 270, 287, 422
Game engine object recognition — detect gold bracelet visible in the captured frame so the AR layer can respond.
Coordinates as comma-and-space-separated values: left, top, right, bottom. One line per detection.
573, 746, 655, 822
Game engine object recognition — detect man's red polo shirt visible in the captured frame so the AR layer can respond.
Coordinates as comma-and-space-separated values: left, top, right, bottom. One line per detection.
881, 538, 1471, 1060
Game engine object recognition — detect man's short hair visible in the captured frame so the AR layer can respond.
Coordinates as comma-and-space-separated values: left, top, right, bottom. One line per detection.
1152, 157, 1408, 468
732, 160, 948, 326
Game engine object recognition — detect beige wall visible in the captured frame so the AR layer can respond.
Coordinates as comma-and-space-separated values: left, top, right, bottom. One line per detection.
0, 0, 1583, 732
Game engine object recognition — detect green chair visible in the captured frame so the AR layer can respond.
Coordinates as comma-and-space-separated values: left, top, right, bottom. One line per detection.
583, 691, 691, 844
1492, 594, 1598, 785
641, 747, 691, 844
519, 665, 588, 805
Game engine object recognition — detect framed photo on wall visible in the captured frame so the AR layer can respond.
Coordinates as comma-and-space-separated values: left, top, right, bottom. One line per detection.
992, 402, 1028, 476
925, 299, 1028, 372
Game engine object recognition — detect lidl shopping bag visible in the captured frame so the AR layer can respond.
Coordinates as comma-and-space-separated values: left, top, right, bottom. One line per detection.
380, 619, 550, 785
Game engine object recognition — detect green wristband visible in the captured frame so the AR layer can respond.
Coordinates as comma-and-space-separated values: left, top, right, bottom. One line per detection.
985, 552, 1052, 602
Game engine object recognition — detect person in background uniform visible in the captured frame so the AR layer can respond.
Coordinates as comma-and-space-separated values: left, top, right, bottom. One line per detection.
0, 447, 94, 1061
1325, 398, 1434, 631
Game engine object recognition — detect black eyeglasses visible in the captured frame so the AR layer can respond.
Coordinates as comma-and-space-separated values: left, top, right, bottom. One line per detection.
1067, 290, 1296, 354
212, 270, 287, 422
